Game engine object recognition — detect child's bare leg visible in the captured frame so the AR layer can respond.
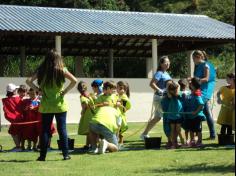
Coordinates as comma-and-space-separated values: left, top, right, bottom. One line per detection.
119, 134, 124, 144
89, 132, 98, 149
27, 140, 32, 149
170, 124, 176, 147
12, 135, 21, 148
185, 131, 189, 143
176, 124, 184, 145
190, 131, 195, 142
197, 132, 202, 144
86, 135, 90, 147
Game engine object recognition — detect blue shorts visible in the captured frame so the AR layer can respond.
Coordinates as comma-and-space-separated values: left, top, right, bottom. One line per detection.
90, 123, 118, 147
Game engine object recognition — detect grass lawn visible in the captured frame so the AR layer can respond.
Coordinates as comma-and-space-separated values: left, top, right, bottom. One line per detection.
0, 122, 235, 176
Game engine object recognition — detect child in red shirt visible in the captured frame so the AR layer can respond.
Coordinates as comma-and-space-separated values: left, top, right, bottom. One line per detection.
2, 83, 23, 152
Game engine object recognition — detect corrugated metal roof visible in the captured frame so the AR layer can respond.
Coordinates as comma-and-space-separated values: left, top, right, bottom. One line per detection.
0, 5, 235, 40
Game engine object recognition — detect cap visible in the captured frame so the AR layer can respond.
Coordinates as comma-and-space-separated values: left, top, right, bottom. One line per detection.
91, 79, 103, 87
6, 83, 19, 92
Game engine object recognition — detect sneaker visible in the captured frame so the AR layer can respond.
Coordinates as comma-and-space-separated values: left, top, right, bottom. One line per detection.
10, 147, 22, 152
99, 139, 108, 154
87, 147, 99, 154
140, 134, 150, 141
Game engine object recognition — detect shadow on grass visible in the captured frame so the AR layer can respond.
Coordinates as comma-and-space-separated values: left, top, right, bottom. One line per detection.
149, 163, 235, 174
175, 143, 235, 152
0, 160, 32, 163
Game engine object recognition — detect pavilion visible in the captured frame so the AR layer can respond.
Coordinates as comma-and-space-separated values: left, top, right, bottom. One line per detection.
0, 5, 235, 77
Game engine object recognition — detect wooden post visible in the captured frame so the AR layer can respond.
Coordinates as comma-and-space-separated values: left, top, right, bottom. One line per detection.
55, 36, 61, 55
187, 50, 195, 77
152, 39, 158, 75
146, 58, 153, 78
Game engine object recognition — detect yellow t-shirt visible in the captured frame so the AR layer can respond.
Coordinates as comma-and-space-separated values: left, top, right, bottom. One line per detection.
217, 86, 235, 126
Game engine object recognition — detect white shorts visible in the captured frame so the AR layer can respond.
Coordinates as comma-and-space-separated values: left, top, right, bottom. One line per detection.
153, 94, 163, 119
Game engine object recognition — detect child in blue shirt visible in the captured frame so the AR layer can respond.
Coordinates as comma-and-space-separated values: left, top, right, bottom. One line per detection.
178, 79, 191, 145
184, 77, 206, 147
161, 81, 184, 149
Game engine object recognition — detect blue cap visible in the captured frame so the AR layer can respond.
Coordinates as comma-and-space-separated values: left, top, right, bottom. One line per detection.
91, 79, 103, 87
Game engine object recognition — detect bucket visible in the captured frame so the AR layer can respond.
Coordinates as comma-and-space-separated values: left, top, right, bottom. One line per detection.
57, 138, 75, 150
144, 137, 162, 149
218, 134, 235, 145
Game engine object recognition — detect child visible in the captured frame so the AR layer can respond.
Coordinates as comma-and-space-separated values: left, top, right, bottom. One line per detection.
161, 81, 184, 149
77, 81, 95, 151
17, 85, 28, 100
2, 83, 22, 152
116, 81, 131, 145
22, 88, 41, 151
91, 79, 103, 99
178, 79, 191, 145
89, 81, 121, 154
217, 73, 235, 135
184, 77, 206, 147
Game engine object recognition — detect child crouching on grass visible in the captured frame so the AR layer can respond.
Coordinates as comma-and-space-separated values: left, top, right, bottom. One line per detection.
89, 81, 121, 154
161, 81, 185, 149
184, 77, 206, 147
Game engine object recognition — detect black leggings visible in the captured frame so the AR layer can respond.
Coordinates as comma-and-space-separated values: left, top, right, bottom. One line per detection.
220, 125, 233, 135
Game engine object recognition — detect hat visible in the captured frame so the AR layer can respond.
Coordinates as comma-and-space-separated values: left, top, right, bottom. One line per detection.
6, 83, 19, 92
91, 79, 103, 87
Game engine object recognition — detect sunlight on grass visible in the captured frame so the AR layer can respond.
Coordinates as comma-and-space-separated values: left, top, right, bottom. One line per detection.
0, 123, 235, 176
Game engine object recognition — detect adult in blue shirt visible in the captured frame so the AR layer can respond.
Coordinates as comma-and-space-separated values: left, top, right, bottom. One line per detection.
192, 50, 216, 139
140, 56, 172, 140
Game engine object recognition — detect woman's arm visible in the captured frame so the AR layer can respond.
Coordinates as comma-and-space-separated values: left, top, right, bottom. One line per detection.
200, 65, 210, 84
26, 73, 40, 92
216, 90, 222, 104
61, 70, 77, 96
150, 78, 163, 93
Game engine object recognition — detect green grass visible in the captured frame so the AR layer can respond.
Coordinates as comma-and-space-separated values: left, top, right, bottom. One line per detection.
0, 123, 235, 176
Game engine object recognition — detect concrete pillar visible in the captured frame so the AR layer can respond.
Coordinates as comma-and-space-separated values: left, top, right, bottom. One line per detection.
152, 39, 158, 75
20, 46, 26, 77
187, 50, 195, 77
146, 58, 153, 78
74, 56, 85, 77
109, 49, 114, 78
55, 36, 61, 55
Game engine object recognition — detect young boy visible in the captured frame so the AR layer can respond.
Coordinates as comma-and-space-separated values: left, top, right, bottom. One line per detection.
184, 77, 206, 147
89, 81, 121, 154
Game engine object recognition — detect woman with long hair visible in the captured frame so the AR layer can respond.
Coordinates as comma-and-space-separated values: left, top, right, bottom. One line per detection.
26, 49, 77, 161
140, 56, 172, 143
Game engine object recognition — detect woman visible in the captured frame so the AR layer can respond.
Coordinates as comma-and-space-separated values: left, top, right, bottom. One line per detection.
140, 56, 172, 141
26, 49, 77, 161
192, 50, 216, 140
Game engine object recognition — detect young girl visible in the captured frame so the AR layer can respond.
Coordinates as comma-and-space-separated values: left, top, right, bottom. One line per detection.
161, 81, 184, 149
89, 81, 121, 154
2, 83, 22, 152
217, 73, 235, 135
184, 77, 206, 147
22, 88, 41, 151
77, 81, 94, 151
116, 81, 131, 145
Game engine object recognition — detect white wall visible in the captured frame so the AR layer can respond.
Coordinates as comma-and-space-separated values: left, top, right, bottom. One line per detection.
0, 78, 225, 125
